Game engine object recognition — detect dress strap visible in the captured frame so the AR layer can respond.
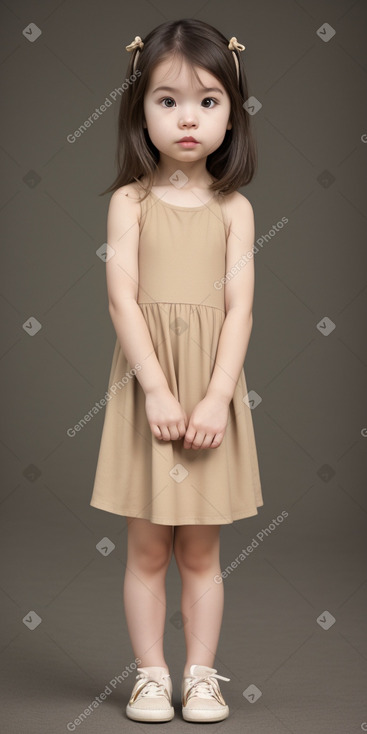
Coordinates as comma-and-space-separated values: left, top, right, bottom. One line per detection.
215, 194, 231, 241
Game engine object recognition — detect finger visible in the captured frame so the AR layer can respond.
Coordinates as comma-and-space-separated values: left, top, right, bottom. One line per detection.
152, 424, 163, 439
183, 428, 196, 449
201, 433, 215, 449
159, 426, 172, 441
210, 432, 223, 448
169, 425, 180, 441
190, 430, 206, 450
177, 418, 187, 437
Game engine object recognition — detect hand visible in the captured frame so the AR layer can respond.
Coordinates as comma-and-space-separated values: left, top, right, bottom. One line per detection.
183, 394, 230, 450
145, 387, 188, 441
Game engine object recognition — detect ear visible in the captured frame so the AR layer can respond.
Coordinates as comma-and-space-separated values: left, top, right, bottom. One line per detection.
227, 120, 232, 130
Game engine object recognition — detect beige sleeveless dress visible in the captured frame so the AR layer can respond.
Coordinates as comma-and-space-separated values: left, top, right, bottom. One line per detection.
89, 189, 264, 525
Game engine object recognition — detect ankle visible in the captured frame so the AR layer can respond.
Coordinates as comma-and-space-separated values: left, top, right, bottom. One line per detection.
183, 665, 197, 677
183, 662, 214, 677
139, 663, 170, 674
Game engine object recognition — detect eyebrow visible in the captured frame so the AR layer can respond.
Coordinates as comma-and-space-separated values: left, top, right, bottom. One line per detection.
152, 86, 224, 95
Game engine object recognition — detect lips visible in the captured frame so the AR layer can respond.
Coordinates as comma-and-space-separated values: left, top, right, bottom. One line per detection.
178, 137, 199, 143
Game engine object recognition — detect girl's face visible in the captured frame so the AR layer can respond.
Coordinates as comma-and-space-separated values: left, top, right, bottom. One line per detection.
143, 56, 232, 166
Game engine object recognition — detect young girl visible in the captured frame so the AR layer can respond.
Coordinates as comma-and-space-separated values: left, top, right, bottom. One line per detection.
90, 17, 263, 724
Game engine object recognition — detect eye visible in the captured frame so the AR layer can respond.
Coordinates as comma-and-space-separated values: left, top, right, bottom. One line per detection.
202, 97, 218, 108
160, 97, 218, 108
161, 97, 175, 108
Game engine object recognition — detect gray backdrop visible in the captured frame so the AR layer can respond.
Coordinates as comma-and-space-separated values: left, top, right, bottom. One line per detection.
1, 1, 366, 732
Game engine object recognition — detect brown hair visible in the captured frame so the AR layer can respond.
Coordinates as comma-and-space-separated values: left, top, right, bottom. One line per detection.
100, 18, 257, 201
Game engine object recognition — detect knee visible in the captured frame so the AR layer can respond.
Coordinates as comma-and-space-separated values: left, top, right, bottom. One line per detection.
130, 538, 172, 573
174, 540, 219, 573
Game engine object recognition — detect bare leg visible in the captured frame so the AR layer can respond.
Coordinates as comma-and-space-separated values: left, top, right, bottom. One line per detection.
173, 525, 223, 677
123, 517, 173, 670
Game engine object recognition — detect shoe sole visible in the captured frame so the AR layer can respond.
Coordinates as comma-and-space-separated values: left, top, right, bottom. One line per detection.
182, 705, 229, 722
126, 703, 175, 722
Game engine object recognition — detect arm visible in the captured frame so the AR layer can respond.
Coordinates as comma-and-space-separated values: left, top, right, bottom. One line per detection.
183, 194, 256, 450
206, 193, 256, 404
105, 186, 170, 396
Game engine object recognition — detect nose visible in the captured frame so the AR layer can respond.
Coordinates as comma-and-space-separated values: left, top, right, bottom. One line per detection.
178, 105, 198, 129
178, 119, 198, 132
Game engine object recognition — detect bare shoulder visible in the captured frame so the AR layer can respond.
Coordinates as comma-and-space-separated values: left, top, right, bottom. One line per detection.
224, 191, 254, 230
106, 184, 142, 246
108, 183, 142, 222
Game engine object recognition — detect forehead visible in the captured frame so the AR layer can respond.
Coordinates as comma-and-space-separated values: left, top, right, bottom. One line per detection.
147, 56, 225, 93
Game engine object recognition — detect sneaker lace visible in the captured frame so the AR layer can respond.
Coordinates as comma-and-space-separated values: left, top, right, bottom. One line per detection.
135, 669, 170, 699
188, 671, 230, 701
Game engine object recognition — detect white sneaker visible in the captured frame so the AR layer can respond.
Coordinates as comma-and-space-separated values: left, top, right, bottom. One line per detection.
181, 664, 230, 722
126, 666, 174, 722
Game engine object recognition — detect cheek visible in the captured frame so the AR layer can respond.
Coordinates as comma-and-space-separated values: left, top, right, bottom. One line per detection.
149, 109, 172, 135
219, 103, 231, 120
145, 111, 170, 144
143, 100, 159, 123
145, 103, 162, 124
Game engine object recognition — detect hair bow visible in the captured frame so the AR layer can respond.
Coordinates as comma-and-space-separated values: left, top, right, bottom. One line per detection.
228, 36, 246, 52
125, 35, 144, 52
